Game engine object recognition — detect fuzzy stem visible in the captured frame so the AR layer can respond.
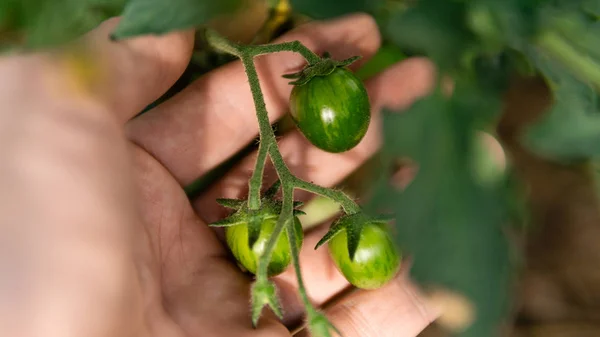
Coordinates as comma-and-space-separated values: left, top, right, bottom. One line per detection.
205, 29, 359, 332
248, 142, 270, 210
286, 201, 313, 308
256, 184, 294, 276
294, 178, 361, 214
248, 41, 321, 64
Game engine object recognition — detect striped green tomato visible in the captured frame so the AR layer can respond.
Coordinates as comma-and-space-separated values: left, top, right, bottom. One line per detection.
328, 222, 401, 289
289, 67, 370, 153
225, 216, 303, 276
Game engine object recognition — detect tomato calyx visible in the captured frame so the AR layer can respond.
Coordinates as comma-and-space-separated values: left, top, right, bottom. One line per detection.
251, 279, 283, 327
282, 52, 361, 85
315, 212, 393, 261
210, 180, 305, 248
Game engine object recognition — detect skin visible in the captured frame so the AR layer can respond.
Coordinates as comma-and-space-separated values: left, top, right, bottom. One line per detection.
0, 13, 440, 337
289, 67, 370, 153
328, 223, 401, 290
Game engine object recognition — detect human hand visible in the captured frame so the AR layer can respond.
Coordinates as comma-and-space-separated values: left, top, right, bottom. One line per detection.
0, 13, 438, 337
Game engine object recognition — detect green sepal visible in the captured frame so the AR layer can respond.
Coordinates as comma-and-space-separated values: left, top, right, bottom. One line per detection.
263, 180, 282, 199
307, 310, 340, 337
293, 209, 307, 216
208, 214, 246, 227
314, 219, 345, 250
282, 72, 303, 79
251, 279, 283, 327
209, 180, 305, 239
315, 212, 393, 261
246, 210, 264, 248
345, 217, 363, 262
216, 198, 245, 209
283, 55, 362, 86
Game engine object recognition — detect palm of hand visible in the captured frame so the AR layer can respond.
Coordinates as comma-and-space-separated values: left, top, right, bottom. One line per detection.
0, 14, 437, 337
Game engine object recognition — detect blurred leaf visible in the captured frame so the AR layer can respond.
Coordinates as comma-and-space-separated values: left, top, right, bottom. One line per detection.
290, 0, 381, 19
535, 9, 600, 89
386, 0, 475, 69
112, 0, 242, 39
1, 0, 125, 48
355, 44, 406, 80
583, 0, 600, 17
524, 54, 600, 162
368, 89, 513, 337
467, 0, 539, 51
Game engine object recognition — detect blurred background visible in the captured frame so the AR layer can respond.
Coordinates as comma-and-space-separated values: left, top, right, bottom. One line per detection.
2, 0, 600, 336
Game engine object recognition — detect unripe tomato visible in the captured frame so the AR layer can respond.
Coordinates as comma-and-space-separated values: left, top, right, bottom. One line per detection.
289, 67, 370, 153
328, 222, 401, 289
225, 216, 303, 276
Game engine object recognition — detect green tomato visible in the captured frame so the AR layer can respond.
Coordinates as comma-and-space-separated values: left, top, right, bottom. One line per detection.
225, 216, 303, 276
328, 222, 401, 289
289, 67, 370, 153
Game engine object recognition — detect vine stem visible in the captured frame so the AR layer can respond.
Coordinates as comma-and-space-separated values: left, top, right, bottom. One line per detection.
293, 178, 361, 214
205, 28, 362, 328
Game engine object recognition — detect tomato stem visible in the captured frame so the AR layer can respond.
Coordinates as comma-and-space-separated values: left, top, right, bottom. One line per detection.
294, 178, 361, 214
205, 28, 361, 332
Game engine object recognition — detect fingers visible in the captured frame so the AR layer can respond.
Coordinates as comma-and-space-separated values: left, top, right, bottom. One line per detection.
126, 13, 382, 186
194, 58, 436, 224
78, 17, 194, 122
294, 269, 439, 337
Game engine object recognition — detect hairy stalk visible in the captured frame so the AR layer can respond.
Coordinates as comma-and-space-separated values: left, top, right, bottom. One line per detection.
247, 141, 270, 210
249, 41, 321, 63
294, 178, 361, 214
286, 202, 316, 311
257, 184, 294, 277
206, 28, 361, 332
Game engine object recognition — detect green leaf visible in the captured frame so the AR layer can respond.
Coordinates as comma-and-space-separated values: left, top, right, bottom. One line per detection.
584, 0, 600, 17
467, 0, 539, 50
524, 52, 600, 162
368, 89, 513, 337
290, 0, 382, 20
355, 44, 406, 80
112, 0, 241, 39
386, 0, 475, 69
1, 0, 126, 49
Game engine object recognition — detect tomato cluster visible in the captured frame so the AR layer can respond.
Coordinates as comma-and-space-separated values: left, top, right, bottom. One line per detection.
220, 207, 400, 289
212, 56, 400, 290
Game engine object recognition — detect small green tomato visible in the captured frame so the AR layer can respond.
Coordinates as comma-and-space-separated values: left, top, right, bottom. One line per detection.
225, 216, 303, 276
289, 67, 370, 153
328, 222, 401, 289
